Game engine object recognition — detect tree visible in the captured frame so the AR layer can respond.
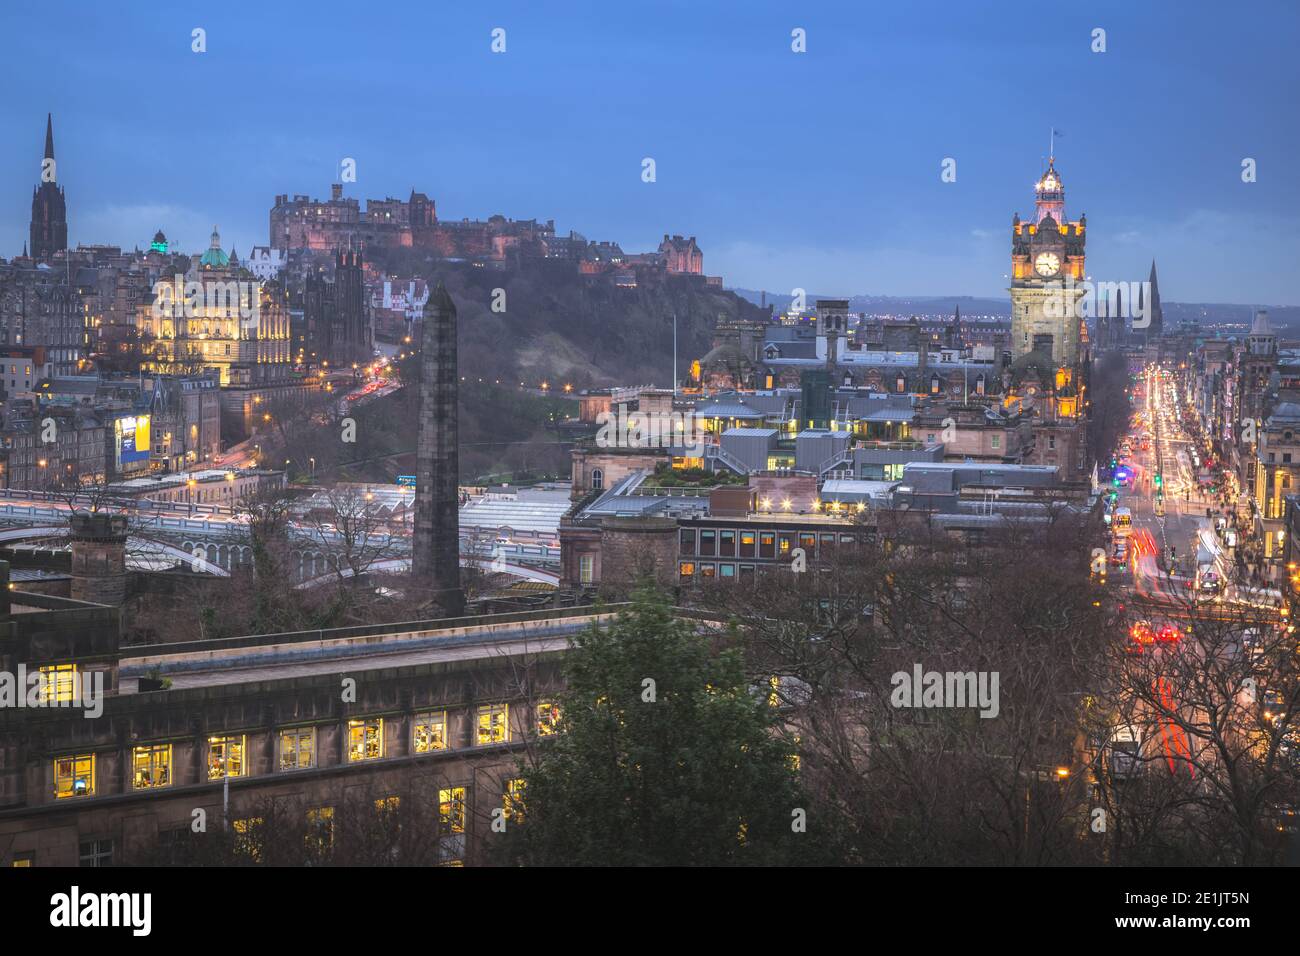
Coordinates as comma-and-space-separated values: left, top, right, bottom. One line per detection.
497, 587, 819, 865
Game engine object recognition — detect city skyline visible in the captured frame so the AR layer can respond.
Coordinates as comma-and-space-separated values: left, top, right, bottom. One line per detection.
1, 1, 1297, 305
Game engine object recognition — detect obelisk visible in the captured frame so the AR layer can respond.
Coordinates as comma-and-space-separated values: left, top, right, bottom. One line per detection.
411, 281, 464, 616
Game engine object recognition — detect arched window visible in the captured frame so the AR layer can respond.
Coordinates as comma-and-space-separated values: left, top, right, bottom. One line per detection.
896, 375, 906, 393
591, 468, 604, 491
976, 374, 986, 396
930, 374, 941, 395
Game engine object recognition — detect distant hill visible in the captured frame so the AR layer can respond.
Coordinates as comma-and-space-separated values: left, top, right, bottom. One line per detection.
731, 287, 1300, 331
730, 289, 1010, 318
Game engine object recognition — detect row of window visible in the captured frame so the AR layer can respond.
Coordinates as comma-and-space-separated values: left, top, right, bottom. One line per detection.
16, 780, 525, 866
53, 702, 560, 798
680, 528, 857, 559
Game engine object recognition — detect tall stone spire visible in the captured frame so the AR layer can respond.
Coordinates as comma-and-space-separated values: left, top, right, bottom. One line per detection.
412, 282, 464, 616
29, 113, 68, 260
1145, 259, 1163, 341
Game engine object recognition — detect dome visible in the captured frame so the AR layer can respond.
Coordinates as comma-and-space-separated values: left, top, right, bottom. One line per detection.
199, 225, 230, 268
150, 229, 168, 254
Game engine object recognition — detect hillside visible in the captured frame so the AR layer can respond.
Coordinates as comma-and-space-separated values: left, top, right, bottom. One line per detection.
368, 252, 772, 387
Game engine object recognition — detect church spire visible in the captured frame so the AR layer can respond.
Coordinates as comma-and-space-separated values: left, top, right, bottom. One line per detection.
30, 113, 68, 260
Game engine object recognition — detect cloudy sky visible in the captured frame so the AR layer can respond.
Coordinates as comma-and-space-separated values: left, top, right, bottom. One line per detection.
2, 0, 1297, 304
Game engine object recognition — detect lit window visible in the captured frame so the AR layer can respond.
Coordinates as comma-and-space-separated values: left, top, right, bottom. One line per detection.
279, 727, 315, 770
537, 700, 560, 736
413, 712, 447, 753
133, 744, 172, 789
208, 734, 247, 780
54, 754, 95, 798
439, 786, 466, 833
37, 663, 78, 703
504, 778, 526, 821
347, 718, 384, 761
306, 806, 334, 855
579, 554, 594, 585
476, 704, 508, 745
375, 795, 401, 816
232, 818, 263, 862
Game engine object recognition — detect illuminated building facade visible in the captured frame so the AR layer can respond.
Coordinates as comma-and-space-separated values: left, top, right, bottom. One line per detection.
136, 227, 292, 386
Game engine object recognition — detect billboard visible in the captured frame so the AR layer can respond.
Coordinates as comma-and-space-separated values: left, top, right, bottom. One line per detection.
115, 414, 151, 467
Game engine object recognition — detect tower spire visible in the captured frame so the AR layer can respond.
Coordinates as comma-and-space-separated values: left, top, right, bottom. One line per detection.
44, 113, 55, 162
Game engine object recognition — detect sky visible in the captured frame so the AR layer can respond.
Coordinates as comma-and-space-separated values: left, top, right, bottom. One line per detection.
1, 0, 1297, 305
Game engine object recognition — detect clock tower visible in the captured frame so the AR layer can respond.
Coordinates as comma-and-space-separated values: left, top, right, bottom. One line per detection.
1010, 157, 1086, 366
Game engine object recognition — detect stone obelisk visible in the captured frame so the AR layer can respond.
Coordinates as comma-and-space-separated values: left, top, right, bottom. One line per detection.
411, 281, 464, 616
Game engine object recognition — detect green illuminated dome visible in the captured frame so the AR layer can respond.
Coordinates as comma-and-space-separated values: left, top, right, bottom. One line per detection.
199, 225, 229, 268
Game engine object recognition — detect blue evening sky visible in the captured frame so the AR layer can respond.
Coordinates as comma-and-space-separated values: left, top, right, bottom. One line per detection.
1, 0, 1296, 304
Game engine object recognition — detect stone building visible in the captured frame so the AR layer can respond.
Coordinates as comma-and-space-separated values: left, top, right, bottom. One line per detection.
0, 596, 621, 867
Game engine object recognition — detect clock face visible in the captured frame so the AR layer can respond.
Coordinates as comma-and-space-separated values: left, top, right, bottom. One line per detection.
1034, 252, 1060, 277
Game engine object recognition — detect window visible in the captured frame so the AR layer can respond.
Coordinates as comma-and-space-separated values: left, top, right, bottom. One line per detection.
133, 744, 172, 789
759, 532, 776, 558
279, 727, 315, 770
590, 468, 604, 491
439, 787, 466, 833
306, 806, 334, 855
699, 529, 716, 556
719, 530, 736, 557
11, 853, 34, 867
678, 528, 695, 555
79, 838, 113, 868
504, 778, 526, 821
375, 795, 401, 816
37, 663, 78, 703
476, 704, 508, 745
778, 532, 794, 556
991, 434, 1001, 450
579, 554, 594, 585
208, 734, 247, 780
739, 531, 755, 557
719, 563, 735, 578
348, 718, 384, 761
232, 818, 263, 862
678, 561, 695, 581
537, 700, 560, 736
413, 711, 448, 753
54, 754, 95, 798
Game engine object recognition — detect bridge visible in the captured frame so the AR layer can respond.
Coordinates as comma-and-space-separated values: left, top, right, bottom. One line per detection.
0, 502, 562, 584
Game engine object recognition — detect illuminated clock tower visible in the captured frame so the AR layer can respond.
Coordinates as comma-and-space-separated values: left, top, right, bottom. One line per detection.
1010, 157, 1086, 366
